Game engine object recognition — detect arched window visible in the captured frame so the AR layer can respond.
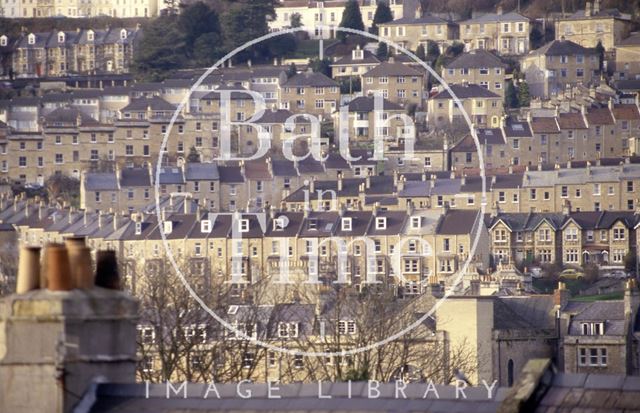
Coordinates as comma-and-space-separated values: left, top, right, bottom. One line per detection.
27, 33, 36, 45
120, 29, 127, 40
58, 31, 65, 43
0, 36, 7, 47
507, 359, 515, 387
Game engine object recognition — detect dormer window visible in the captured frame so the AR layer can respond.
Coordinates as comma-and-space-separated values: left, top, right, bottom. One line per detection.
201, 219, 212, 233
120, 29, 128, 40
410, 216, 421, 229
58, 31, 65, 43
341, 217, 352, 231
135, 222, 142, 235
239, 219, 249, 233
277, 322, 299, 338
273, 217, 287, 231
338, 320, 356, 335
0, 36, 7, 47
308, 218, 318, 230
375, 217, 387, 230
27, 33, 35, 45
580, 322, 604, 336
87, 30, 94, 41
163, 221, 173, 235
352, 48, 363, 60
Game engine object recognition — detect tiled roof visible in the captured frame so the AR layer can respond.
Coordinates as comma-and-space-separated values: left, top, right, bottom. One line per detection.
557, 112, 587, 129
530, 117, 560, 133
612, 104, 640, 120
586, 107, 615, 125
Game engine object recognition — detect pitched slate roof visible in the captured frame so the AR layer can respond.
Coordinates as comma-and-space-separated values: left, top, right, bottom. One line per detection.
184, 163, 219, 181
528, 39, 597, 56
85, 172, 118, 191
281, 71, 338, 87
436, 209, 479, 235
121, 96, 175, 112
451, 129, 505, 152
380, 14, 448, 25
445, 50, 506, 69
432, 83, 500, 99
331, 49, 380, 66
566, 7, 630, 20
363, 62, 423, 77
270, 159, 298, 177
201, 84, 256, 100
346, 96, 403, 112
120, 168, 151, 187
44, 107, 99, 126
462, 10, 529, 23
503, 118, 533, 137
218, 166, 244, 184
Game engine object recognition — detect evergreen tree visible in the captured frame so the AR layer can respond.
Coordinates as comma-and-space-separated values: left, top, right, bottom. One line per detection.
376, 42, 389, 59
595, 40, 605, 72
221, 0, 275, 61
338, 0, 365, 41
517, 81, 531, 107
178, 1, 220, 57
415, 44, 426, 61
187, 146, 201, 163
290, 12, 302, 28
446, 42, 465, 58
370, 2, 393, 35
529, 26, 544, 49
505, 80, 519, 108
309, 57, 332, 77
287, 62, 298, 78
132, 15, 185, 81
426, 40, 440, 61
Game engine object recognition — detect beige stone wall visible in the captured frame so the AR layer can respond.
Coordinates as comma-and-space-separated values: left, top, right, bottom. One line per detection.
459, 20, 530, 54
362, 74, 424, 108
556, 18, 631, 49
379, 23, 457, 53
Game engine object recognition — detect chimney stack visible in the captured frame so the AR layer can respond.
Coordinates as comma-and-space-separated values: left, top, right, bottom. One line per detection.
554, 282, 570, 308
0, 247, 138, 413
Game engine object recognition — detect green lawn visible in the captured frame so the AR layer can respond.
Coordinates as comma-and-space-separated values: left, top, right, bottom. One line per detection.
287, 40, 322, 58
533, 278, 623, 301
532, 278, 588, 294
571, 292, 624, 302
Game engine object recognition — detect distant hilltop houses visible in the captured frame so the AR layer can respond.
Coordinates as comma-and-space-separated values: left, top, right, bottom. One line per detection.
0, 27, 141, 77
0, 0, 166, 18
